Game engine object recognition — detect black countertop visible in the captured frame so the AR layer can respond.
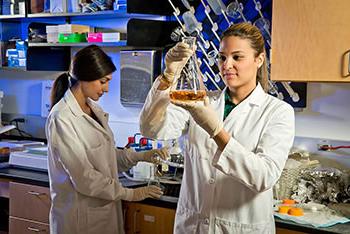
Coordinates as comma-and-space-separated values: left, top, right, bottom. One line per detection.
0, 163, 349, 234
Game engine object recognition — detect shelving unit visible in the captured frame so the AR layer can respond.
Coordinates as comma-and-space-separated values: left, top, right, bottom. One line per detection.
0, 14, 25, 19
0, 8, 136, 72
28, 41, 127, 47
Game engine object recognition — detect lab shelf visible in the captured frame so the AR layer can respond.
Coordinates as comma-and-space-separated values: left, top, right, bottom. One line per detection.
0, 14, 25, 19
27, 10, 154, 19
28, 41, 127, 47
0, 67, 26, 71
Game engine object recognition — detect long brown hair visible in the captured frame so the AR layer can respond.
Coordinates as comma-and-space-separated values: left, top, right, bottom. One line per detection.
50, 45, 116, 109
221, 22, 268, 92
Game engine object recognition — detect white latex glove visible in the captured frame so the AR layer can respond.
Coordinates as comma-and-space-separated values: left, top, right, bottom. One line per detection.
135, 148, 169, 164
171, 97, 223, 137
162, 42, 194, 85
128, 185, 163, 201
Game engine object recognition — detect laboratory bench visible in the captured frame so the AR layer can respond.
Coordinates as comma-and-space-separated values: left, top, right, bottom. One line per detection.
0, 164, 349, 234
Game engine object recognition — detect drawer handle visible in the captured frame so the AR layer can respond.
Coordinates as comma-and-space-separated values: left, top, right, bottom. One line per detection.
133, 209, 140, 234
28, 191, 44, 196
27, 227, 40, 232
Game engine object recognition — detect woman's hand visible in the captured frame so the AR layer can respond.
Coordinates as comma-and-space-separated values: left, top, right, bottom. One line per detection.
140, 148, 169, 164
171, 97, 223, 138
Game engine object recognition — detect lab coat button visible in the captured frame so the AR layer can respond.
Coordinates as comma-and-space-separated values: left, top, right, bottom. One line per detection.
209, 178, 215, 184
204, 218, 209, 225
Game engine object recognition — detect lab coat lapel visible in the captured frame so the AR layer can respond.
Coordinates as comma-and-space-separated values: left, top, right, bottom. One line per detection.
224, 83, 266, 122
64, 89, 112, 140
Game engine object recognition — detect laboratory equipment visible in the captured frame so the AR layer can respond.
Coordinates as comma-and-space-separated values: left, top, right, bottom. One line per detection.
169, 36, 207, 102
226, 1, 241, 20
206, 0, 230, 25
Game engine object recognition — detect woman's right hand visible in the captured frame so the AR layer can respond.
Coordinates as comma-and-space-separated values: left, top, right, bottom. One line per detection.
130, 185, 163, 201
162, 42, 194, 85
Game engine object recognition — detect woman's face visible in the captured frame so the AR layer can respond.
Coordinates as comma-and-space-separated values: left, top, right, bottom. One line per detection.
81, 74, 112, 101
218, 36, 263, 92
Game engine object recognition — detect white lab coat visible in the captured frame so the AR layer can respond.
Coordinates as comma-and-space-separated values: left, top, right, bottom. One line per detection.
140, 80, 295, 234
46, 89, 138, 234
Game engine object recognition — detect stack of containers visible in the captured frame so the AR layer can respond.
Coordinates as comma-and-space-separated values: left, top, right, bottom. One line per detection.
87, 31, 121, 43
46, 25, 59, 43
58, 24, 91, 43
6, 40, 27, 67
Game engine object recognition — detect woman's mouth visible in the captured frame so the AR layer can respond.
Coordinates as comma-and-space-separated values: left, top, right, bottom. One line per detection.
224, 73, 237, 79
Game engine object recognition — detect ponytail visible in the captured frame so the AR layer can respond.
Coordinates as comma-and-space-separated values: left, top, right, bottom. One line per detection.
50, 73, 69, 109
257, 48, 269, 92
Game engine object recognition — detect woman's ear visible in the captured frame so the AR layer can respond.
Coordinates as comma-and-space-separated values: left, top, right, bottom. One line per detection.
256, 53, 264, 68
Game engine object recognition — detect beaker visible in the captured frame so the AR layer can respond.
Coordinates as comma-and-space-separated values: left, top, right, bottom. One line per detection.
169, 36, 206, 102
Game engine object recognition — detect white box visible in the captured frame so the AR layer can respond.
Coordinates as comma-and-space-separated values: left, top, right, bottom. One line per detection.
102, 32, 120, 42
9, 150, 48, 171
46, 25, 59, 33
58, 24, 90, 34
133, 161, 155, 180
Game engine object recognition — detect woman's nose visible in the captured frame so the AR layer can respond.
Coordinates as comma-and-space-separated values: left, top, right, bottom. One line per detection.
222, 57, 233, 70
103, 84, 109, 93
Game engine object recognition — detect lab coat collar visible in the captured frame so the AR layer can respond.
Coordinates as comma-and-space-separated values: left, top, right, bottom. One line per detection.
64, 88, 85, 117
63, 89, 110, 134
247, 83, 267, 107
220, 83, 266, 108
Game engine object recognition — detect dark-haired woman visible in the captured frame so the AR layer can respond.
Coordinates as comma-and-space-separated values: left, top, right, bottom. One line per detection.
46, 45, 166, 234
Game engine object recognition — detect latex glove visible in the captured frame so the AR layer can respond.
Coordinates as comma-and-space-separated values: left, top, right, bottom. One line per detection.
171, 97, 223, 137
136, 148, 169, 164
162, 42, 194, 85
129, 185, 163, 201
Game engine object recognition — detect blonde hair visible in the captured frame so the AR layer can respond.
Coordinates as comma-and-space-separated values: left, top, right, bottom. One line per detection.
221, 22, 269, 92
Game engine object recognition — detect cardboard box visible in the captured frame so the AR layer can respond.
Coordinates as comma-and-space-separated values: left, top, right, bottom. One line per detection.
58, 24, 91, 34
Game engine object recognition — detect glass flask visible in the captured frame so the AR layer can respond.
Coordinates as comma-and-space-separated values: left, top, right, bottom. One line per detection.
169, 36, 206, 102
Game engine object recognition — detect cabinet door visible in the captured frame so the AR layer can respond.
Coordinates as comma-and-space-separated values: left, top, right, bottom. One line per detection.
9, 217, 49, 234
271, 0, 350, 82
9, 182, 50, 223
123, 202, 176, 234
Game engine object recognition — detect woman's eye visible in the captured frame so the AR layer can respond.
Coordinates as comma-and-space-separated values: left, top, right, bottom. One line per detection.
218, 55, 226, 62
100, 80, 107, 84
233, 55, 241, 60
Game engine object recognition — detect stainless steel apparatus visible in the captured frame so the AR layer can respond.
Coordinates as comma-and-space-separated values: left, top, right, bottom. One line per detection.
120, 50, 161, 106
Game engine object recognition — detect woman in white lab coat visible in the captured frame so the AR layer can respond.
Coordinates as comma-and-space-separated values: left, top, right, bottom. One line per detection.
46, 45, 167, 234
140, 23, 295, 233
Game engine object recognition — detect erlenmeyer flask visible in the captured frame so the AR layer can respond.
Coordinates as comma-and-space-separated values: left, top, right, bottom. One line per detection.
169, 36, 206, 102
